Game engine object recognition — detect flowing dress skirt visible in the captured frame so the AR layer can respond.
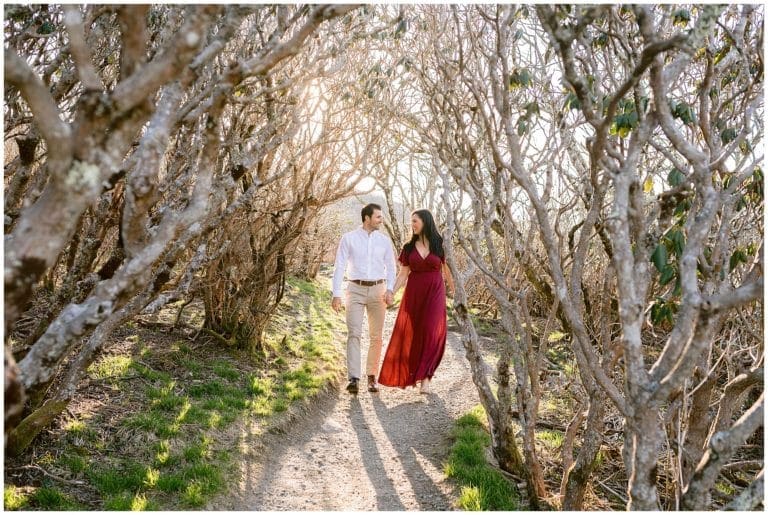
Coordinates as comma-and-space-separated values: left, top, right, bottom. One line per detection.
379, 248, 447, 388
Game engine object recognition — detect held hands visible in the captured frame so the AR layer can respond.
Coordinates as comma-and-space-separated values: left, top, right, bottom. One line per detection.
384, 290, 394, 307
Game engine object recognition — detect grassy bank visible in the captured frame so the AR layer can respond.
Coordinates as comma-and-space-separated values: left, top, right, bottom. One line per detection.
449, 306, 624, 510
444, 405, 520, 510
4, 276, 344, 511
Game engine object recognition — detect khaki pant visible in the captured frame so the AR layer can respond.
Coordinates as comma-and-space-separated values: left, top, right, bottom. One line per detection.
345, 281, 386, 380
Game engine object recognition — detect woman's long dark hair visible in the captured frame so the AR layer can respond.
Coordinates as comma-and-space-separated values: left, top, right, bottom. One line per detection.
403, 209, 444, 258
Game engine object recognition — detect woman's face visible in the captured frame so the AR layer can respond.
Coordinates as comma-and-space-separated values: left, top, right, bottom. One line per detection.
411, 214, 424, 236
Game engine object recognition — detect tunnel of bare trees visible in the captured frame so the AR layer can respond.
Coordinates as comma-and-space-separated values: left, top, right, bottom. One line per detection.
4, 4, 764, 511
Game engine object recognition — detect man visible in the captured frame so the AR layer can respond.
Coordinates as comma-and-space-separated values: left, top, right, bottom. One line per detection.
332, 203, 396, 394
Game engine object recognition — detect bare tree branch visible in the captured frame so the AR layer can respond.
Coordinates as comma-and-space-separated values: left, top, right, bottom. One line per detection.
682, 392, 764, 510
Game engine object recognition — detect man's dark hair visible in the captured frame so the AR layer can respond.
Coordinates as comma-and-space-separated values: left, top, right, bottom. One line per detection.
361, 203, 382, 222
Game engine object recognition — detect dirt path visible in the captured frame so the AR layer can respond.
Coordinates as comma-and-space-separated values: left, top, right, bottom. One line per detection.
226, 307, 480, 510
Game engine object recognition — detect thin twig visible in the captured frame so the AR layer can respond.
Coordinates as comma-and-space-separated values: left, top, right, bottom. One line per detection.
63, 6, 103, 91
87, 373, 147, 385
8, 464, 86, 487
596, 477, 629, 504
721, 460, 763, 472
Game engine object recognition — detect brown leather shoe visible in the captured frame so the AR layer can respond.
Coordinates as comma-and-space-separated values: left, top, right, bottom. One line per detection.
367, 375, 379, 393
346, 378, 359, 394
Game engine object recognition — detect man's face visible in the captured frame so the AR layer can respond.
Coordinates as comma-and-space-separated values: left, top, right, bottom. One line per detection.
367, 209, 384, 230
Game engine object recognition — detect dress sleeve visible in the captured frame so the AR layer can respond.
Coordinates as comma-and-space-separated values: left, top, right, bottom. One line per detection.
398, 247, 409, 266
440, 253, 446, 264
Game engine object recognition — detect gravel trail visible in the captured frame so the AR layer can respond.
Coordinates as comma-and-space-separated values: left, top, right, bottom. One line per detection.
227, 307, 480, 510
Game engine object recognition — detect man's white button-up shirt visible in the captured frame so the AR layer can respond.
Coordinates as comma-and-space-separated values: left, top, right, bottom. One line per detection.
332, 226, 397, 298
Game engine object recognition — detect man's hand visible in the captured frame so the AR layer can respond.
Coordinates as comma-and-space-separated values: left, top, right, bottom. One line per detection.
331, 297, 343, 313
384, 290, 394, 306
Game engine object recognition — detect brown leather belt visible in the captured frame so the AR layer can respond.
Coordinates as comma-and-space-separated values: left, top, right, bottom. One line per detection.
350, 279, 385, 286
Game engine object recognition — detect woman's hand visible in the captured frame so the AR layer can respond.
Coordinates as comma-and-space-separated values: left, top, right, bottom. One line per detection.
442, 262, 455, 299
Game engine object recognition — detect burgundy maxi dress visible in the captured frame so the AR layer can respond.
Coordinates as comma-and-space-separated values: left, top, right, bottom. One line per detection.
378, 246, 447, 388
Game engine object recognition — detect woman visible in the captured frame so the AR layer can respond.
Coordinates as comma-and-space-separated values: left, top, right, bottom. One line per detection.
378, 209, 454, 394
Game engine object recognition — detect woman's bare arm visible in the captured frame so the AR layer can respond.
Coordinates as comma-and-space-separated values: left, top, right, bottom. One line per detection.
442, 262, 455, 295
393, 265, 410, 294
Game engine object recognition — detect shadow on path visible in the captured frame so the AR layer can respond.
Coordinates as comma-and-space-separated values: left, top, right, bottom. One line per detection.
232, 389, 342, 510
348, 396, 408, 510
369, 392, 454, 509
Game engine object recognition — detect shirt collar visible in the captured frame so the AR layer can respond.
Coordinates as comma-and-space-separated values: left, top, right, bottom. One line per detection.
357, 225, 378, 237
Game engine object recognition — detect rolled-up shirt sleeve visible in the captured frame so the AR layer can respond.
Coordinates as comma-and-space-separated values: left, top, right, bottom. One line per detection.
385, 241, 397, 292
332, 235, 349, 298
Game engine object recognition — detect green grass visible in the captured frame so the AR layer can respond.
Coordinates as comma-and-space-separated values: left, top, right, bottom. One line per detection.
248, 375, 275, 397
594, 449, 605, 469
88, 461, 147, 495
63, 424, 100, 452
153, 393, 187, 412
31, 486, 82, 510
547, 330, 568, 342
4, 485, 29, 510
206, 411, 223, 429
58, 454, 88, 474
545, 341, 573, 369
103, 491, 158, 511
146, 381, 176, 398
280, 364, 327, 401
144, 468, 160, 488
715, 480, 735, 496
459, 485, 483, 510
156, 473, 186, 493
187, 380, 236, 398
178, 463, 222, 508
170, 340, 191, 354
563, 361, 578, 379
63, 419, 87, 433
212, 359, 240, 381
123, 412, 171, 435
131, 363, 171, 382
153, 440, 176, 468
183, 436, 213, 463
471, 316, 500, 337
538, 429, 564, 450
63, 418, 98, 441
541, 393, 572, 416
184, 404, 210, 424
272, 398, 288, 412
183, 482, 206, 507
180, 357, 202, 373
444, 405, 520, 510
88, 355, 134, 381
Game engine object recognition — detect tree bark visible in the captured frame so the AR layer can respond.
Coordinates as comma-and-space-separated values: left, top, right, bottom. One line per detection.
563, 391, 606, 510
4, 346, 26, 448
625, 410, 665, 510
682, 393, 764, 510
724, 468, 764, 511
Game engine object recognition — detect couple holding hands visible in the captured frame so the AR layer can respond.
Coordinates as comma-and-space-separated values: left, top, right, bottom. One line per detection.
331, 203, 454, 395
